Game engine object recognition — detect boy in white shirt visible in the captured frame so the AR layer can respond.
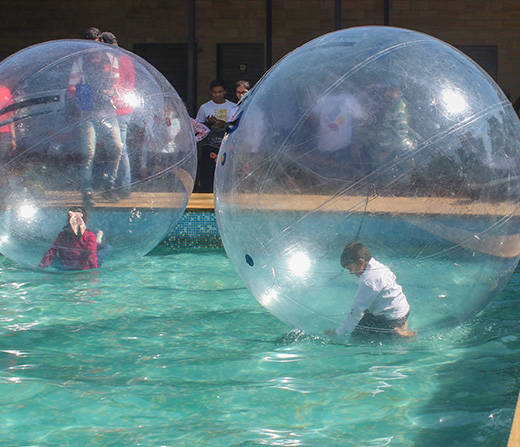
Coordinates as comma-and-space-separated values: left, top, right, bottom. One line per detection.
195, 79, 236, 192
326, 242, 416, 338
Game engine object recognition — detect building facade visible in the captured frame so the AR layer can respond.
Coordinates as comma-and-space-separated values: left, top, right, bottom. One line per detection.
0, 0, 519, 112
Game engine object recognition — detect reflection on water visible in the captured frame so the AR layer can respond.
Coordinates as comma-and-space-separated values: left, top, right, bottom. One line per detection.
0, 250, 518, 446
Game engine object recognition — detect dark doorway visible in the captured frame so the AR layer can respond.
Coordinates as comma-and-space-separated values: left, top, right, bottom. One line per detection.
133, 43, 190, 100
217, 43, 265, 102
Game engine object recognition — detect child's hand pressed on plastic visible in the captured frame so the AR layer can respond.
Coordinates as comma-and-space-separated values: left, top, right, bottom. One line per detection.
69, 211, 86, 235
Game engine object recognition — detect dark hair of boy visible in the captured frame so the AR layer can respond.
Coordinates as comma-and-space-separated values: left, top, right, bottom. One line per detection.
340, 242, 372, 268
83, 27, 101, 40
209, 79, 226, 90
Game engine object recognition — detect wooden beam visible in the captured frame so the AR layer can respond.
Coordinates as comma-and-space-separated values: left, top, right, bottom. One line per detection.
508, 392, 520, 446
187, 193, 214, 210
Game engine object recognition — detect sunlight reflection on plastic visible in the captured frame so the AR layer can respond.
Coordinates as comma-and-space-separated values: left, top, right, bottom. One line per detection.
287, 251, 311, 277
260, 288, 278, 307
441, 89, 468, 115
215, 26, 520, 337
18, 204, 37, 220
0, 39, 197, 270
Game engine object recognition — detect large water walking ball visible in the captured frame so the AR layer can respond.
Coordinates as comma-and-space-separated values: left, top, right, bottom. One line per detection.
0, 39, 196, 269
215, 26, 520, 337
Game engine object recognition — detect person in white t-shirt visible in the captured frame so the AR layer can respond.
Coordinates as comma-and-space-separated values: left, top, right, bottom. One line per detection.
195, 79, 236, 192
325, 242, 416, 339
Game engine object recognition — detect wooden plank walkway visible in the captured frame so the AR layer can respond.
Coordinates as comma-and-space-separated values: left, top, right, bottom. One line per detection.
186, 193, 215, 210
222, 194, 520, 217
9, 191, 215, 211
509, 392, 520, 446
22, 191, 520, 217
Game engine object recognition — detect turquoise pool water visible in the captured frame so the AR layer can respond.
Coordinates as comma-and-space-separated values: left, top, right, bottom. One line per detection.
0, 248, 519, 446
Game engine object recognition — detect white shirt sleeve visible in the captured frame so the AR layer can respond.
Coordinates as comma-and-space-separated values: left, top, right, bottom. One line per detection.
335, 280, 380, 336
196, 103, 208, 124
68, 57, 84, 88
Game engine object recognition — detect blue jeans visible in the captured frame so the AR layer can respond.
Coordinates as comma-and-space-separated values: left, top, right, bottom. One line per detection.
117, 114, 131, 190
79, 117, 122, 193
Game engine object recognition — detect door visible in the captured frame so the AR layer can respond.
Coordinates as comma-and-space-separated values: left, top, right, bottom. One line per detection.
217, 43, 265, 102
133, 43, 189, 100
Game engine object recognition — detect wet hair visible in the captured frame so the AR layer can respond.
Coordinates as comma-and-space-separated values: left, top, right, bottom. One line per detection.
83, 27, 101, 40
210, 79, 226, 90
340, 242, 372, 268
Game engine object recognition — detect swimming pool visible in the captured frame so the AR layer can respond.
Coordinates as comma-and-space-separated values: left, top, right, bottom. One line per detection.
0, 247, 518, 446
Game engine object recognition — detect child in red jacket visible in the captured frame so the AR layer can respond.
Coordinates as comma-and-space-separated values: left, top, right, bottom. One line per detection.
39, 206, 98, 271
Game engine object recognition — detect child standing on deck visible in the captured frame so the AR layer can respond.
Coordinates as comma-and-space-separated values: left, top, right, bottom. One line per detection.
325, 242, 416, 338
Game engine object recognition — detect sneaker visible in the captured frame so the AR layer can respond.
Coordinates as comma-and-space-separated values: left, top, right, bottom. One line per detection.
82, 191, 96, 206
102, 187, 119, 202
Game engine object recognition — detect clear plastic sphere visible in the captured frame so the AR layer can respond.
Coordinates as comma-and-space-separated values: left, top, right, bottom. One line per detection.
0, 40, 196, 270
215, 26, 520, 337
